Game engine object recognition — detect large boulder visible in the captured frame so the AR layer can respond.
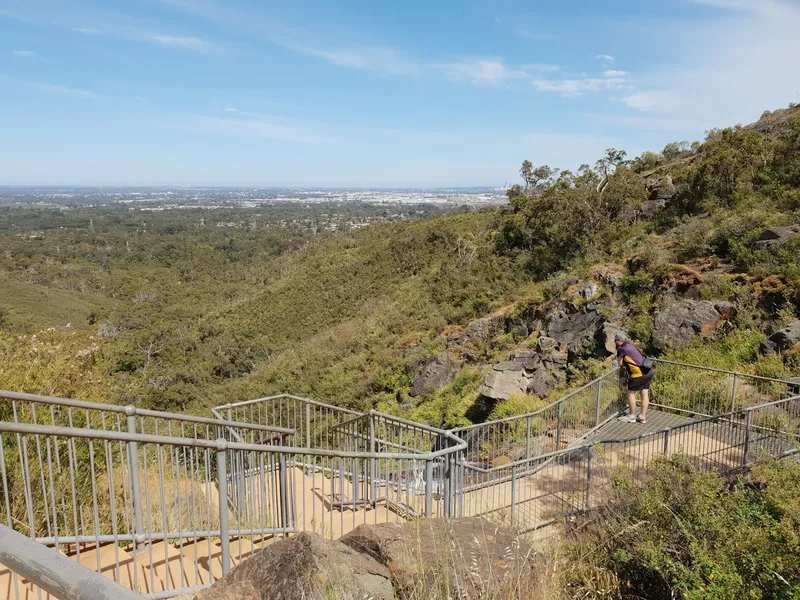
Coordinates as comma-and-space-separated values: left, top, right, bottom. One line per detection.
479, 361, 529, 400
600, 322, 628, 354
753, 226, 800, 249
652, 300, 737, 351
465, 315, 506, 341
545, 303, 604, 355
190, 532, 394, 600
339, 517, 535, 599
409, 352, 461, 397
760, 319, 800, 354
479, 349, 565, 400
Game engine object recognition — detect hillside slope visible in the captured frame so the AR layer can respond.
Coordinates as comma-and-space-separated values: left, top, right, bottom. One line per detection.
1, 103, 799, 424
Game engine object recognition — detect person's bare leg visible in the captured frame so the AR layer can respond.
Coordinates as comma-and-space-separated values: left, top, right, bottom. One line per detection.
640, 389, 650, 419
627, 391, 637, 416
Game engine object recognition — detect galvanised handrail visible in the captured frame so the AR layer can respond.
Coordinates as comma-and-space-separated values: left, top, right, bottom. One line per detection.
1, 390, 295, 438
0, 523, 144, 600
215, 393, 363, 416
451, 369, 621, 432
653, 358, 800, 385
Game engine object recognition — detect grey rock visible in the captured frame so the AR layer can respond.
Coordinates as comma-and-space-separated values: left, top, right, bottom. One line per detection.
760, 340, 779, 355
578, 282, 599, 300
603, 270, 624, 290
762, 319, 800, 354
339, 517, 535, 600
511, 350, 541, 371
527, 366, 561, 397
409, 352, 461, 397
196, 532, 393, 600
466, 315, 506, 341
509, 323, 530, 339
600, 322, 628, 354
479, 367, 529, 400
753, 226, 800, 250
545, 303, 604, 355
641, 198, 667, 217
652, 300, 736, 351
537, 336, 558, 353
648, 174, 677, 201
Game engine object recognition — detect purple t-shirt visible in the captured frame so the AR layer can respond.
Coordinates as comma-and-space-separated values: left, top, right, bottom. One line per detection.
617, 341, 645, 378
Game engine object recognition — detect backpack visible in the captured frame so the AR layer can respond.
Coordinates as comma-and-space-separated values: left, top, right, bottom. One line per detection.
641, 357, 655, 373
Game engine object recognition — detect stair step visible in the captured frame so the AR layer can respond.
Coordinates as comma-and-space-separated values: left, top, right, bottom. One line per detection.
135, 540, 213, 591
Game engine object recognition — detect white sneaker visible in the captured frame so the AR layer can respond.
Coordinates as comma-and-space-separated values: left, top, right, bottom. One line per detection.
618, 413, 637, 423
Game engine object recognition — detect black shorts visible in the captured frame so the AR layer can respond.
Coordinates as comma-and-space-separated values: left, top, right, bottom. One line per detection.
627, 370, 654, 391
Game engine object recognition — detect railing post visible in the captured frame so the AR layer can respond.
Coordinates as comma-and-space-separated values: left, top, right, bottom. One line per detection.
124, 407, 144, 543
369, 413, 377, 507
443, 453, 452, 518
556, 401, 564, 449
305, 401, 312, 448
742, 409, 752, 467
730, 374, 738, 415
595, 378, 603, 427
424, 459, 433, 517
216, 439, 231, 575
510, 465, 516, 525
585, 449, 592, 511
278, 453, 289, 531
525, 416, 532, 459
663, 429, 670, 455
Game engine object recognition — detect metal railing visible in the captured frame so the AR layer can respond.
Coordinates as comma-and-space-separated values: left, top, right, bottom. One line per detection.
2, 360, 799, 599
0, 393, 466, 599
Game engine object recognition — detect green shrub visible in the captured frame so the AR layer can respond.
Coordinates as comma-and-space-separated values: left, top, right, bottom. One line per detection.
563, 457, 800, 600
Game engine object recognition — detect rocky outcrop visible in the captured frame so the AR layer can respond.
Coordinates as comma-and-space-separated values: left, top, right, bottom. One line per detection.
643, 174, 677, 216
409, 352, 461, 397
190, 519, 535, 600
753, 226, 800, 249
465, 315, 506, 341
600, 322, 628, 354
479, 347, 566, 400
189, 532, 394, 600
545, 302, 605, 355
759, 319, 800, 355
652, 300, 737, 351
339, 517, 534, 600
577, 281, 599, 301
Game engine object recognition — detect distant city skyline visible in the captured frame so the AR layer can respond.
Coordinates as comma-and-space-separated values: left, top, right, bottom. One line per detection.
1, 0, 798, 186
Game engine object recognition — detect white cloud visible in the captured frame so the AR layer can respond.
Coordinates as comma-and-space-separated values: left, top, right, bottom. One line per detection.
179, 115, 332, 144
521, 63, 560, 73
30, 82, 101, 99
71, 22, 216, 52
223, 106, 260, 117
533, 76, 630, 97
146, 34, 214, 50
514, 29, 558, 42
437, 59, 526, 86
689, 0, 782, 14
625, 0, 800, 132
72, 27, 103, 35
11, 50, 42, 60
604, 70, 627, 78
301, 47, 419, 76
594, 54, 615, 62
622, 91, 679, 112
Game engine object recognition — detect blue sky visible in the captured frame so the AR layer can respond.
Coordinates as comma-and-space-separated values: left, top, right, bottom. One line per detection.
1, 0, 798, 187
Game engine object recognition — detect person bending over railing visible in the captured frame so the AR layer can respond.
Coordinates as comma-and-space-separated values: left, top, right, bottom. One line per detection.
613, 332, 654, 424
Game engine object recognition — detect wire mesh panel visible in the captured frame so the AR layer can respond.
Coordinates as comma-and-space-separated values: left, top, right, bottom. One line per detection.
216, 395, 362, 450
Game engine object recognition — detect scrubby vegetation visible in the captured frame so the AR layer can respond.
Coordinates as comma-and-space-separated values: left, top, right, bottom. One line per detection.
562, 457, 800, 600
1, 104, 800, 426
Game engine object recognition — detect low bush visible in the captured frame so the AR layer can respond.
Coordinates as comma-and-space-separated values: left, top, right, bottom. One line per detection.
562, 457, 800, 600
